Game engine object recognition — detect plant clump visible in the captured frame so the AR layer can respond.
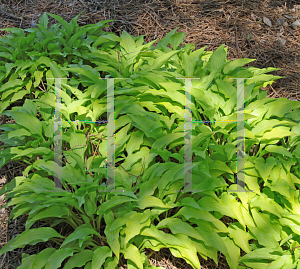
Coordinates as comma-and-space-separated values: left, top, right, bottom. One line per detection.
0, 12, 300, 269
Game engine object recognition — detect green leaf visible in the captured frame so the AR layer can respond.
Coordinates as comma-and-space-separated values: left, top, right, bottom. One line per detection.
137, 72, 168, 89
120, 146, 154, 171
18, 255, 36, 269
249, 210, 280, 248
69, 132, 87, 160
254, 157, 277, 182
251, 119, 294, 137
0, 177, 16, 196
45, 248, 75, 269
33, 159, 62, 177
63, 67, 99, 83
156, 28, 178, 49
2, 87, 17, 101
168, 233, 201, 269
153, 50, 180, 70
92, 246, 112, 269
143, 50, 179, 71
137, 195, 176, 209
69, 12, 81, 32
0, 52, 12, 61
123, 244, 143, 269
228, 223, 251, 253
170, 32, 185, 50
141, 224, 184, 247
64, 250, 93, 269
11, 89, 28, 103
243, 247, 284, 262
23, 99, 37, 116
26, 206, 70, 229
215, 79, 236, 99
181, 51, 194, 77
250, 193, 285, 218
209, 160, 233, 174
264, 98, 300, 119
260, 127, 296, 142
107, 212, 136, 232
68, 28, 90, 47
268, 255, 294, 269
32, 248, 56, 269
120, 30, 137, 54
48, 13, 72, 38
6, 128, 32, 139
198, 194, 247, 227
264, 145, 293, 158
0, 79, 24, 93
63, 156, 85, 181
208, 44, 227, 73
67, 99, 88, 114
97, 196, 137, 216
127, 114, 163, 139
126, 130, 144, 155
61, 224, 100, 248
173, 205, 227, 232
38, 12, 49, 29
124, 211, 152, 244
0, 227, 63, 256
223, 58, 256, 74
104, 256, 119, 269
221, 236, 240, 269
279, 217, 300, 236
3, 111, 43, 137
269, 178, 294, 200
49, 61, 66, 79
11, 147, 51, 159
157, 218, 206, 242
0, 101, 10, 114
104, 227, 121, 259
33, 70, 42, 87
92, 33, 120, 48
152, 133, 183, 151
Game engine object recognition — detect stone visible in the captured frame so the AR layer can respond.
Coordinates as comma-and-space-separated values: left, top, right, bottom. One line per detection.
276, 18, 285, 26
292, 20, 300, 30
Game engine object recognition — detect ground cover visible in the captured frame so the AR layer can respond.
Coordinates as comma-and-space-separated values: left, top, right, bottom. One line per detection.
0, 1, 300, 268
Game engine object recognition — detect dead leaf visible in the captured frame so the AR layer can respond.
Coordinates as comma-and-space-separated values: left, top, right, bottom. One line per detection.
263, 17, 272, 27
276, 18, 285, 26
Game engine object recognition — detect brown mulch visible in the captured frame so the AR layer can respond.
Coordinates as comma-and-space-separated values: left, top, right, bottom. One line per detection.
0, 0, 300, 268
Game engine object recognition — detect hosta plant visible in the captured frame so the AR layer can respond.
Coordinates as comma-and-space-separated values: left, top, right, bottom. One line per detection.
1, 13, 300, 269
